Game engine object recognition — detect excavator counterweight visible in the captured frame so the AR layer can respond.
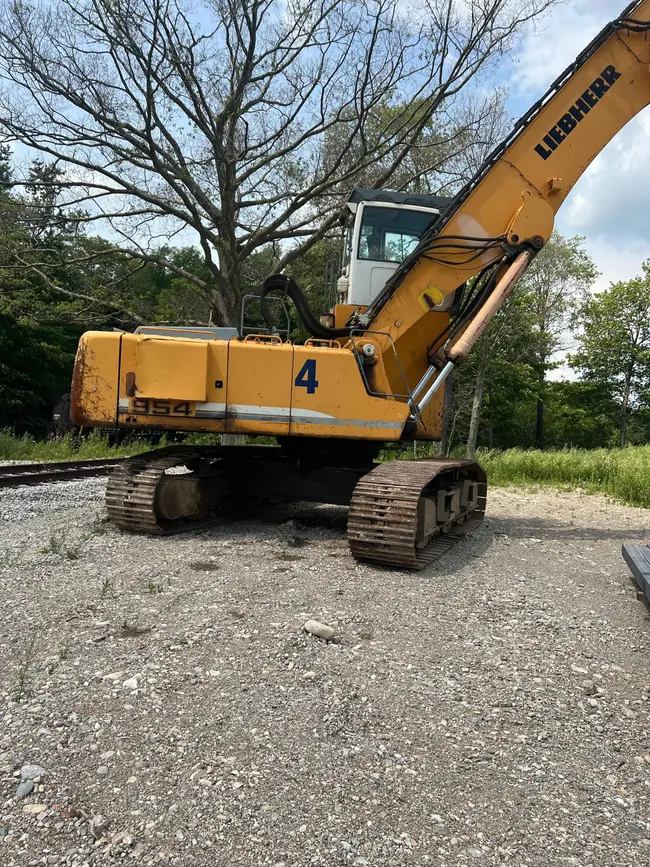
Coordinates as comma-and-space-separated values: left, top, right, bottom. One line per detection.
71, 0, 650, 569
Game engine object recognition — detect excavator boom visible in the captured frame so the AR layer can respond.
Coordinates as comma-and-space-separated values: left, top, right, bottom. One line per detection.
361, 0, 650, 408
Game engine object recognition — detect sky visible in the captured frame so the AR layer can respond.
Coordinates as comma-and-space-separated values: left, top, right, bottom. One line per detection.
503, 0, 649, 293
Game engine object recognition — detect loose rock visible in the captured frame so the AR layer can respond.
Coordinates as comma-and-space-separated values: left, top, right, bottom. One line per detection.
23, 804, 48, 815
303, 619, 335, 641
111, 831, 134, 847
16, 780, 35, 799
20, 763, 46, 781
90, 814, 110, 840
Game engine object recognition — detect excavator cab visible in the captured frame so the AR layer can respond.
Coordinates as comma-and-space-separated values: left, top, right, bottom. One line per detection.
243, 187, 453, 335
335, 188, 451, 308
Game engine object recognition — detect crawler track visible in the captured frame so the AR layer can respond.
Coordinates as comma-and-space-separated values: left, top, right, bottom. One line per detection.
348, 458, 487, 570
0, 458, 125, 488
105, 446, 223, 534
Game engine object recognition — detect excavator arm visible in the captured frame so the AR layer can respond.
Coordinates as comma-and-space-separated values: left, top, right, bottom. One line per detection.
359, 0, 650, 415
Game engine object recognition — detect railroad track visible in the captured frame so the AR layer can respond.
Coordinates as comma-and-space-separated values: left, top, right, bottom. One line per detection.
0, 458, 126, 488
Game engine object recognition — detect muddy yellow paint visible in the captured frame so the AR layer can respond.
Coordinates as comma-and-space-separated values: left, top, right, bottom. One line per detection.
70, 332, 120, 426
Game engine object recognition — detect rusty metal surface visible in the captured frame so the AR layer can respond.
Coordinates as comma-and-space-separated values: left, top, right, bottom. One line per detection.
348, 457, 487, 570
70, 339, 90, 427
70, 336, 120, 427
0, 458, 125, 488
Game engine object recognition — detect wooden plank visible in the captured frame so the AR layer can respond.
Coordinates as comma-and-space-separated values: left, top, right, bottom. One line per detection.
622, 543, 650, 604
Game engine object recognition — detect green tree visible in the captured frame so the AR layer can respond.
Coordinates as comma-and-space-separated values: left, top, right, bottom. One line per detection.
461, 291, 542, 458
0, 152, 223, 432
0, 313, 80, 436
570, 263, 650, 447
517, 232, 598, 448
543, 381, 619, 449
443, 234, 596, 455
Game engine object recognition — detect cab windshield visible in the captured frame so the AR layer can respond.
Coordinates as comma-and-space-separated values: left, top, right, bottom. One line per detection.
358, 205, 436, 264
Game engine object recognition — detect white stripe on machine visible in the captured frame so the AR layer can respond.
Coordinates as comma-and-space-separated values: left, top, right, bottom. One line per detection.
118, 399, 402, 429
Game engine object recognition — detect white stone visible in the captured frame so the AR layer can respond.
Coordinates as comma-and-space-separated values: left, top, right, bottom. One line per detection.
20, 763, 46, 781
303, 619, 335, 641
23, 803, 48, 815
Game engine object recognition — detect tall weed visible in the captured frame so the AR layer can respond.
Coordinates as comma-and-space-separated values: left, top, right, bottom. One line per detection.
471, 447, 650, 509
0, 429, 152, 461
384, 443, 650, 509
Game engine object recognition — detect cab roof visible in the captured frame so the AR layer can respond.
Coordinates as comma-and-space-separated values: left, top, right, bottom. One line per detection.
347, 187, 452, 212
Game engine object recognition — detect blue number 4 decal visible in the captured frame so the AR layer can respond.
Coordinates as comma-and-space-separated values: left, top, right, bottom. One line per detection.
295, 359, 319, 394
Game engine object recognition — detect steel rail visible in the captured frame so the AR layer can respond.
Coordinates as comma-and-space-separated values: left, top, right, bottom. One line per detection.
0, 458, 126, 488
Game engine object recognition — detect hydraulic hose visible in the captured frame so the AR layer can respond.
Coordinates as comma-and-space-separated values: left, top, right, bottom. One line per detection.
259, 273, 353, 339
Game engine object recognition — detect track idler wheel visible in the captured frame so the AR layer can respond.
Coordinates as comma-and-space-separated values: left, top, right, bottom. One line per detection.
105, 446, 223, 534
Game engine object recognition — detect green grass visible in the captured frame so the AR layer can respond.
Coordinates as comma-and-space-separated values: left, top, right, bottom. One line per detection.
0, 429, 153, 462
385, 443, 650, 510
475, 446, 650, 509
0, 429, 272, 460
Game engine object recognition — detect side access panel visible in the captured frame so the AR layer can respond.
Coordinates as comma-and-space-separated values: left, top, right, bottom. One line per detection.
135, 338, 208, 401
289, 344, 408, 440
225, 339, 294, 436
117, 334, 229, 432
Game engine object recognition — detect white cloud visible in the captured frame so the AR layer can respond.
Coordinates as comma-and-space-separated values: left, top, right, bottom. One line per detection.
559, 226, 649, 293
559, 111, 650, 256
511, 1, 612, 97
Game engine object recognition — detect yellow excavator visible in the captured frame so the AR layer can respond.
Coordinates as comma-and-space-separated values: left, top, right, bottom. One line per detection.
71, 1, 650, 569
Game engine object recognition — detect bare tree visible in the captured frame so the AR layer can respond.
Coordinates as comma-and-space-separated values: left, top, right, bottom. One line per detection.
0, 0, 558, 325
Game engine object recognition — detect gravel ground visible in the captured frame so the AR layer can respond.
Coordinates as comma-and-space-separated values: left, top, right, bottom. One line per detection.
1, 479, 650, 867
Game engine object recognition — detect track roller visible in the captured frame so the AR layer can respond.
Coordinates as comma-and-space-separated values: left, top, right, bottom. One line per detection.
105, 446, 223, 534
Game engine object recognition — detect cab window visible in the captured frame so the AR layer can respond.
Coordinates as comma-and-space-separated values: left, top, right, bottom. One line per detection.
358, 205, 436, 263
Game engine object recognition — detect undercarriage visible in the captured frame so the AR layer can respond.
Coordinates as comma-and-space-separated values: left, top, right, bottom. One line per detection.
106, 441, 487, 569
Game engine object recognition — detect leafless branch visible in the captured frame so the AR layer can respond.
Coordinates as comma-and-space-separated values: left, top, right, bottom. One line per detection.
0, 0, 559, 323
